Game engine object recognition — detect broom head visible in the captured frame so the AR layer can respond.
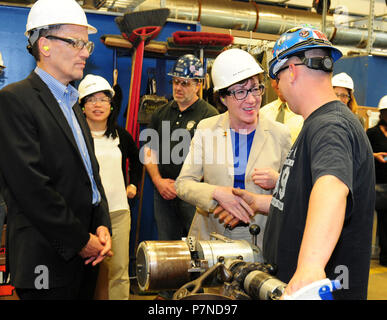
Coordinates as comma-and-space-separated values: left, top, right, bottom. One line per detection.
115, 8, 170, 42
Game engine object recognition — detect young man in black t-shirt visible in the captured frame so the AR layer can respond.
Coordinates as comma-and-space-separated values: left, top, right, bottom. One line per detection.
231, 26, 375, 299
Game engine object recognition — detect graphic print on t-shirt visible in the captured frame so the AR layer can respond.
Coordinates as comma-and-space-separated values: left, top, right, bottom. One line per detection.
271, 146, 297, 212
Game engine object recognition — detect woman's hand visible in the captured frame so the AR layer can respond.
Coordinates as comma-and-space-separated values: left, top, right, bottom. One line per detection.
212, 186, 253, 223
252, 167, 279, 190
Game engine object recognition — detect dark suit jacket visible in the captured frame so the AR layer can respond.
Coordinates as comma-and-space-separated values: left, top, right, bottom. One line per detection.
0, 71, 111, 289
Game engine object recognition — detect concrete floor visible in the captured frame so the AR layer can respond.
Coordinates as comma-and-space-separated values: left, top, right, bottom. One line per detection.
368, 259, 387, 300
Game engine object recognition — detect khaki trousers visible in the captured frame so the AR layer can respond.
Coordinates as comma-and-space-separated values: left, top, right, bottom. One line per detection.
95, 209, 131, 300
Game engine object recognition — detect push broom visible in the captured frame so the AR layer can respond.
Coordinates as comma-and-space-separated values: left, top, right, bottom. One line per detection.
115, 9, 170, 266
115, 8, 170, 144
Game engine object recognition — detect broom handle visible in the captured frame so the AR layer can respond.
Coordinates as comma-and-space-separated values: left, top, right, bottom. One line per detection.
126, 49, 137, 132
130, 53, 140, 135
113, 48, 118, 86
130, 46, 142, 143
134, 165, 146, 254
132, 33, 146, 144
131, 50, 140, 135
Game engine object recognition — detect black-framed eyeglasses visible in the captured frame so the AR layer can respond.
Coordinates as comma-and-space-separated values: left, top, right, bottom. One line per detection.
336, 93, 350, 100
275, 63, 304, 84
226, 84, 265, 100
45, 35, 95, 55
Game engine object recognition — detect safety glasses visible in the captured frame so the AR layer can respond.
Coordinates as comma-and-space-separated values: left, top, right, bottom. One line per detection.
45, 35, 94, 55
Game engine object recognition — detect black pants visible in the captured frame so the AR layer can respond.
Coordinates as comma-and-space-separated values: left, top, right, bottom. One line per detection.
16, 263, 99, 300
375, 184, 387, 265
0, 196, 6, 243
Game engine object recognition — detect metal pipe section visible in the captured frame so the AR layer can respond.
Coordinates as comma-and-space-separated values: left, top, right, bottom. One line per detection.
367, 0, 375, 54
137, 0, 387, 49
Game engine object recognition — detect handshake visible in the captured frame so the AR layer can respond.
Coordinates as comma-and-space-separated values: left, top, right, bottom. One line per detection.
211, 187, 270, 229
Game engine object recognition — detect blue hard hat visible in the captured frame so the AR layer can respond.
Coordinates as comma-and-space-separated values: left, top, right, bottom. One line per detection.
268, 26, 342, 79
168, 54, 205, 79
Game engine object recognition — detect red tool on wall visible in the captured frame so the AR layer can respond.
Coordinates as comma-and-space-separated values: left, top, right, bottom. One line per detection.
171, 31, 234, 97
115, 8, 170, 144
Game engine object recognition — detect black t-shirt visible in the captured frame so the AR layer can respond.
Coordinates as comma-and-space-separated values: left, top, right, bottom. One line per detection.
263, 101, 375, 300
147, 98, 218, 180
366, 125, 387, 184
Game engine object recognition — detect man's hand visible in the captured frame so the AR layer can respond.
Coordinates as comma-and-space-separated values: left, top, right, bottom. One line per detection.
252, 168, 279, 190
282, 264, 326, 299
213, 206, 242, 228
79, 233, 104, 264
231, 188, 260, 213
79, 226, 113, 266
374, 152, 387, 163
154, 177, 177, 200
126, 184, 137, 199
212, 186, 253, 224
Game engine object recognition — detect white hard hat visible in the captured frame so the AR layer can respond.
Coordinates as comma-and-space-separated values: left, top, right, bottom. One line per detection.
211, 48, 264, 91
25, 0, 97, 37
0, 51, 4, 68
332, 72, 354, 91
78, 74, 115, 101
378, 95, 387, 111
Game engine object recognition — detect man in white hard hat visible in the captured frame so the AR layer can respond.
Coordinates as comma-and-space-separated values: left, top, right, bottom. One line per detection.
0, 0, 112, 300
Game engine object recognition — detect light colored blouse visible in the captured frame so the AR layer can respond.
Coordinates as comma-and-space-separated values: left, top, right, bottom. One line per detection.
91, 130, 129, 213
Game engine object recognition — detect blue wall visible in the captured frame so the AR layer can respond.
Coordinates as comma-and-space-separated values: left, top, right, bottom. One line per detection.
334, 55, 387, 108
0, 4, 200, 266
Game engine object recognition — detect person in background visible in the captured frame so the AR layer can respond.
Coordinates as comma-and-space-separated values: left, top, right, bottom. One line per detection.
366, 95, 387, 267
0, 189, 5, 247
175, 48, 291, 256
143, 54, 218, 242
0, 0, 112, 300
79, 74, 142, 300
260, 78, 304, 145
332, 72, 365, 127
229, 26, 375, 299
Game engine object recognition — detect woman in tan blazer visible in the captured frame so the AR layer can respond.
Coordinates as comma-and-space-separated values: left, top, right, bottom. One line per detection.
175, 49, 292, 258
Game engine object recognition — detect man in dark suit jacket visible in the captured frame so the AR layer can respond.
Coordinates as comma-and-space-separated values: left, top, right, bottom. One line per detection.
0, 0, 112, 299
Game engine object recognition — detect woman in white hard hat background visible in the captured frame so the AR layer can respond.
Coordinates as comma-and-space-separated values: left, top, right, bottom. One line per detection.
366, 95, 387, 268
79, 74, 142, 300
332, 72, 365, 127
175, 48, 291, 256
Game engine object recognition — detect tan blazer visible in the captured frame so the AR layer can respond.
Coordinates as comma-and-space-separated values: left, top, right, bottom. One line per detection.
175, 111, 292, 251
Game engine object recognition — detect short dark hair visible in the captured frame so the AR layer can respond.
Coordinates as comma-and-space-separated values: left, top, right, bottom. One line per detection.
80, 90, 120, 139
28, 25, 62, 61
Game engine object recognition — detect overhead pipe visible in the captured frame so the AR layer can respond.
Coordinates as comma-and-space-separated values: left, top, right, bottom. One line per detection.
136, 0, 387, 49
